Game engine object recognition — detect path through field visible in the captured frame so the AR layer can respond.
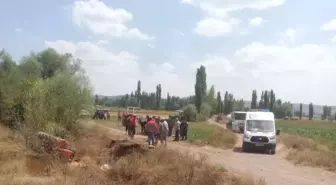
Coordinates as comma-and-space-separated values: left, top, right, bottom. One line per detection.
98, 121, 336, 185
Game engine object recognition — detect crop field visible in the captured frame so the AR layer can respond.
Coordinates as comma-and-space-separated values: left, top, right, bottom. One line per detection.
276, 120, 336, 149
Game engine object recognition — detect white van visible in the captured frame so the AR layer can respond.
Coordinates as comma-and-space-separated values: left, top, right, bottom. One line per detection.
231, 111, 247, 133
242, 111, 280, 154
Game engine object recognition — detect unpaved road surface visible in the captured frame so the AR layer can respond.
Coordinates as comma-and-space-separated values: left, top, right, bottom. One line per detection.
99, 121, 336, 185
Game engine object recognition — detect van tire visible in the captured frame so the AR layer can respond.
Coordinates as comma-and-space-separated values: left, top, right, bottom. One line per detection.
268, 148, 276, 155
242, 143, 249, 153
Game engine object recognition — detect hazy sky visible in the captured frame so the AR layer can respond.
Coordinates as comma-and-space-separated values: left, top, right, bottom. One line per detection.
1, 0, 336, 105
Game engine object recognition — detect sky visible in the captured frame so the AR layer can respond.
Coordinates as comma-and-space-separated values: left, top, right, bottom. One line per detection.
1, 0, 336, 105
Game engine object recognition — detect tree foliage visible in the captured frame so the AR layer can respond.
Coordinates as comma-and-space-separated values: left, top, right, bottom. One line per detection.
0, 48, 93, 136
309, 103, 314, 120
195, 65, 207, 113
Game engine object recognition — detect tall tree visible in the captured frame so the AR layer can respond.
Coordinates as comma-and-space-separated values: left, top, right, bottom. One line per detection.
308, 103, 314, 120
165, 93, 170, 110
194, 65, 207, 113
251, 90, 258, 109
216, 91, 222, 114
264, 90, 269, 109
223, 91, 229, 114
299, 103, 303, 120
322, 105, 332, 120
269, 90, 275, 111
227, 94, 234, 113
258, 91, 264, 109
136, 80, 141, 104
155, 84, 162, 109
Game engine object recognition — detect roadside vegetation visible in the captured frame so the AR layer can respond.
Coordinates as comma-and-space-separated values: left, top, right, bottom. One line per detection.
0, 123, 265, 185
188, 123, 237, 149
277, 120, 336, 171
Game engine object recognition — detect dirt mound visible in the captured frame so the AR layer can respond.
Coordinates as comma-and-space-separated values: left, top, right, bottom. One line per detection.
107, 140, 147, 160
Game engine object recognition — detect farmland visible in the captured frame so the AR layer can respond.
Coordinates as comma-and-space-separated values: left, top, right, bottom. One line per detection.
187, 123, 237, 149
276, 120, 336, 150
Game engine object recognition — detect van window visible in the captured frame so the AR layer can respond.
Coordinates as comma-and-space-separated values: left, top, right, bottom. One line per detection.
246, 120, 274, 132
234, 113, 246, 120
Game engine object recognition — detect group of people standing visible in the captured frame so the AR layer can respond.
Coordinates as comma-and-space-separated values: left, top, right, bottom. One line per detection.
118, 111, 189, 146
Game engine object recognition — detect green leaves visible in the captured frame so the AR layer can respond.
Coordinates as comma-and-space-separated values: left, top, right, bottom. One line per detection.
0, 48, 93, 136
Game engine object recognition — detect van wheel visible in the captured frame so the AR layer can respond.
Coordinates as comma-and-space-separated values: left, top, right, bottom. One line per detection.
242, 143, 249, 153
268, 148, 276, 155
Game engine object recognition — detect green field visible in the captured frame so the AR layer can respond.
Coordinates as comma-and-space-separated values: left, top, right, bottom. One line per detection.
276, 120, 336, 150
188, 123, 217, 142
188, 123, 237, 149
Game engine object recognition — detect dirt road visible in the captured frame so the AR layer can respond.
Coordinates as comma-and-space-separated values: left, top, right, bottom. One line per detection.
101, 122, 336, 185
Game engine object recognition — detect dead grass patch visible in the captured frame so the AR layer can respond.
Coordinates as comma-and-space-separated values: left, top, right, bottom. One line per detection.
280, 134, 336, 171
0, 123, 264, 185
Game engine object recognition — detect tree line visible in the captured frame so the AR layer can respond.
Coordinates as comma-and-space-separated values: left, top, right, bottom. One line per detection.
97, 65, 313, 120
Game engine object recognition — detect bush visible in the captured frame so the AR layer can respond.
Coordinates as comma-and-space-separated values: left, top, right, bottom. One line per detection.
280, 134, 336, 172
23, 72, 93, 137
196, 103, 212, 121
0, 49, 93, 138
183, 104, 197, 121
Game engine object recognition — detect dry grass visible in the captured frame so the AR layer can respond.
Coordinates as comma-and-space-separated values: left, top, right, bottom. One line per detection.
188, 123, 237, 149
0, 123, 264, 185
280, 134, 336, 172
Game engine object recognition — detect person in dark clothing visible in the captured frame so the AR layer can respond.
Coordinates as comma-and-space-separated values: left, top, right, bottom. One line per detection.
123, 114, 131, 135
140, 115, 147, 134
180, 117, 189, 141
128, 115, 137, 139
168, 115, 173, 136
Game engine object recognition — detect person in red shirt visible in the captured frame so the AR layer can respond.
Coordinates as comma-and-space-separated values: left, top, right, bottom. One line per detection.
128, 114, 137, 140
145, 117, 158, 146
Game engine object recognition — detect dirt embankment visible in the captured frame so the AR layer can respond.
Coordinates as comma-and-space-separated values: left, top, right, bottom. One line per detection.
0, 125, 265, 185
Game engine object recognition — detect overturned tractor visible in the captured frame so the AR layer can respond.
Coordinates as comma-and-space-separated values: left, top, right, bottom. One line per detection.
36, 132, 76, 162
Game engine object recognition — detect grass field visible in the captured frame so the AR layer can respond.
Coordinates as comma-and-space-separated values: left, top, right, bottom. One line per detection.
188, 123, 237, 149
276, 120, 336, 171
276, 120, 336, 150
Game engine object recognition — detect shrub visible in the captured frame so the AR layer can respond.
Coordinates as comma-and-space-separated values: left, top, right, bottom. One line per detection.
183, 104, 197, 121
196, 103, 212, 121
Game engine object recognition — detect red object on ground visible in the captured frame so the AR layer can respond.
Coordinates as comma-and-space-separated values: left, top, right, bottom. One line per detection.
58, 148, 74, 160
56, 138, 69, 149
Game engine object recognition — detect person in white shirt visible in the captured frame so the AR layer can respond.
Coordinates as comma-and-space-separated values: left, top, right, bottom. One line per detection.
159, 118, 169, 146
173, 117, 181, 141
